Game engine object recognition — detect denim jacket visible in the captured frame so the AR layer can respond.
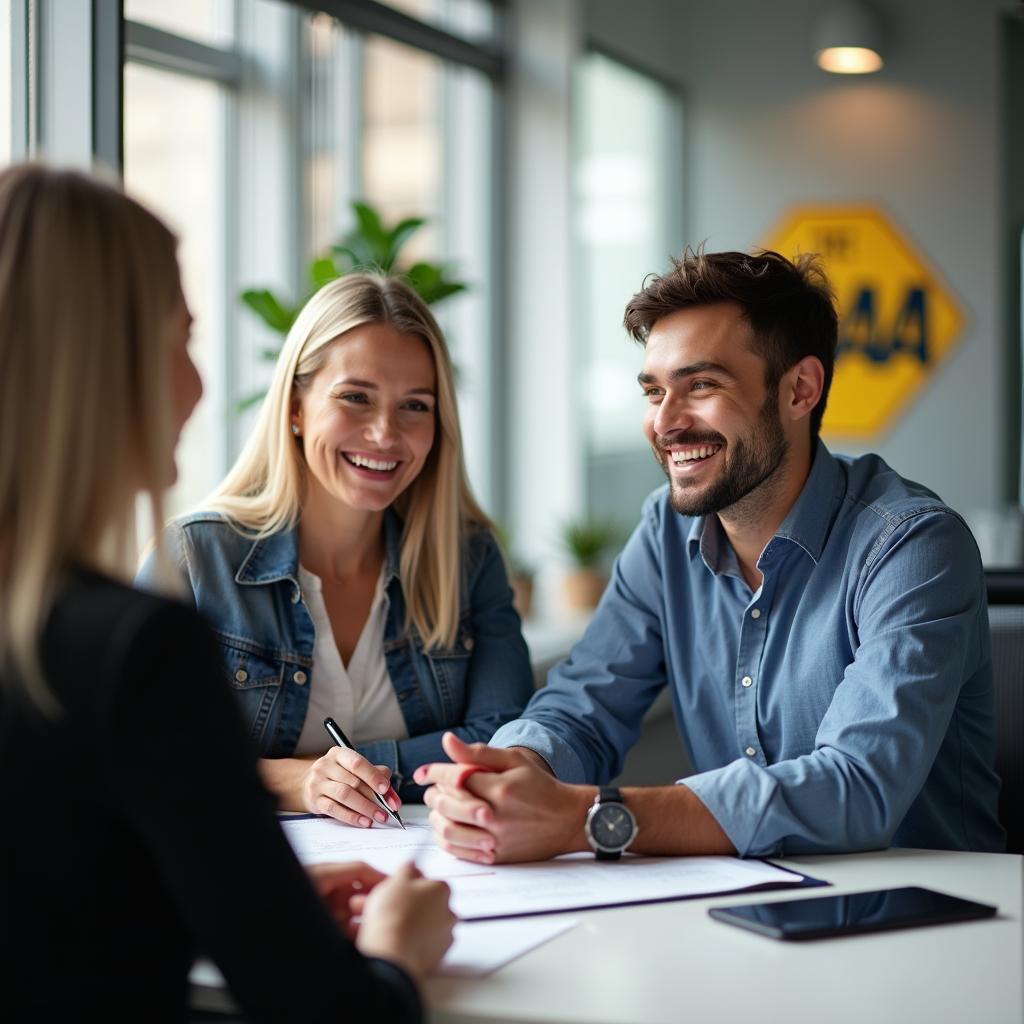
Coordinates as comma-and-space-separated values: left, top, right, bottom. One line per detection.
137, 510, 533, 798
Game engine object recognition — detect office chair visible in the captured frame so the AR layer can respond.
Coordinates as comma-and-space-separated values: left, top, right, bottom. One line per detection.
984, 570, 1024, 854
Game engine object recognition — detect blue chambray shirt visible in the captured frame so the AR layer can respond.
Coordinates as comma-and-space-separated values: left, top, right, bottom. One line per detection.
492, 443, 1005, 856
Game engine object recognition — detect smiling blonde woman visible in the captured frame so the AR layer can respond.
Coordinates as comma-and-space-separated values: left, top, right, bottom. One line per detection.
138, 273, 532, 826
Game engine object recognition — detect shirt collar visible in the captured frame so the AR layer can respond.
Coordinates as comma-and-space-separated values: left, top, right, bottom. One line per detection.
685, 510, 747, 580
234, 507, 405, 586
684, 440, 843, 574
773, 440, 843, 564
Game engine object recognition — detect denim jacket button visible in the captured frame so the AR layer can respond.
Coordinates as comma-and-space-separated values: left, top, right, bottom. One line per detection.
234, 669, 248, 683
293, 670, 308, 685
463, 636, 475, 651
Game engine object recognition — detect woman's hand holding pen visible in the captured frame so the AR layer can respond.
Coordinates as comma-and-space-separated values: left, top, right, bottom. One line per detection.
302, 746, 402, 828
353, 862, 455, 982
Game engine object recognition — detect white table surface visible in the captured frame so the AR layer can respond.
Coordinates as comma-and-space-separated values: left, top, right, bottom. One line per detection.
424, 833, 1023, 1024
190, 806, 1022, 1024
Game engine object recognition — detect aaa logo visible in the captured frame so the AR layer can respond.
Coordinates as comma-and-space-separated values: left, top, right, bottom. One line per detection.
763, 206, 965, 440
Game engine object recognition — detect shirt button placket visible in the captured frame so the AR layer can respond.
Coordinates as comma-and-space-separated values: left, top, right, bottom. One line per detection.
737, 596, 766, 766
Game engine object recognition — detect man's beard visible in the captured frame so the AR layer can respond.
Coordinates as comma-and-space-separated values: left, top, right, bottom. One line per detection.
655, 393, 789, 518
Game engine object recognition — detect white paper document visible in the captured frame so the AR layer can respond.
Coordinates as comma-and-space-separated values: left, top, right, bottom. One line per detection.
278, 815, 809, 920
441, 917, 578, 977
279, 816, 490, 879
446, 852, 806, 920
189, 915, 578, 994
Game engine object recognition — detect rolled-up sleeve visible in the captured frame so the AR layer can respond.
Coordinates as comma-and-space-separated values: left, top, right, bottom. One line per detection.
491, 497, 670, 784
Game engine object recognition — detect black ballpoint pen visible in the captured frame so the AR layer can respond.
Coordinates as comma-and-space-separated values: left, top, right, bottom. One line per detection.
323, 717, 406, 829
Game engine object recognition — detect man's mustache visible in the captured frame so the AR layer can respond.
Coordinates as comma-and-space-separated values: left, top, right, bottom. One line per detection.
654, 431, 726, 452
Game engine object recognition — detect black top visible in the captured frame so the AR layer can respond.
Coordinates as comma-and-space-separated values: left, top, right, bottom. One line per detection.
0, 569, 422, 1022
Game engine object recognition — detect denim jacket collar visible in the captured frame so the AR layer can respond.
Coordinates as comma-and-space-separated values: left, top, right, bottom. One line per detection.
687, 440, 844, 574
234, 508, 404, 587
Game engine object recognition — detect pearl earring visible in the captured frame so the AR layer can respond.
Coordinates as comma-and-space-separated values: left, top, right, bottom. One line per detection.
291, 423, 300, 436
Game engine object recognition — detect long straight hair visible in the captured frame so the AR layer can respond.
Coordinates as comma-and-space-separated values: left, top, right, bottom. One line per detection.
202, 273, 491, 650
0, 164, 180, 712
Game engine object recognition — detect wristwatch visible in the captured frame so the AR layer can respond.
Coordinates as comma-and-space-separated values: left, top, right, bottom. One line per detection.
584, 787, 638, 860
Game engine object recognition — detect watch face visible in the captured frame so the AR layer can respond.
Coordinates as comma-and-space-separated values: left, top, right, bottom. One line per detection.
590, 803, 635, 851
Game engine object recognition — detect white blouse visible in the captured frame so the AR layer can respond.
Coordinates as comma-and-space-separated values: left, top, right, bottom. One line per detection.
293, 564, 409, 756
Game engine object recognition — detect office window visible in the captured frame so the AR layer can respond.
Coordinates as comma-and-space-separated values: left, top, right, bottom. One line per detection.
304, 15, 497, 507
121, 0, 500, 532
363, 34, 443, 258
574, 51, 682, 526
123, 63, 228, 520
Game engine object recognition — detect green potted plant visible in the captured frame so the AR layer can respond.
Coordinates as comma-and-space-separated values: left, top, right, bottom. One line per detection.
559, 519, 621, 611
239, 200, 468, 408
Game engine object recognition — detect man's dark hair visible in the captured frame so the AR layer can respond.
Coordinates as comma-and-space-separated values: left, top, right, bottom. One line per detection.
623, 247, 839, 438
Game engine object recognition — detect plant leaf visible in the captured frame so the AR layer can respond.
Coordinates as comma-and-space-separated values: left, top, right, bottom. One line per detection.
351, 200, 392, 266
330, 245, 361, 272
404, 261, 469, 305
241, 289, 297, 334
310, 257, 339, 290
384, 216, 426, 269
421, 280, 468, 304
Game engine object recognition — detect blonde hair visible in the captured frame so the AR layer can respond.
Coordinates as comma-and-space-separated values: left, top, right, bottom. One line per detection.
0, 164, 180, 712
203, 273, 491, 649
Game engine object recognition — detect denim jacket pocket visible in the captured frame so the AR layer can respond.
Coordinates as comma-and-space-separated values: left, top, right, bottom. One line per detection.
422, 630, 474, 721
216, 635, 287, 744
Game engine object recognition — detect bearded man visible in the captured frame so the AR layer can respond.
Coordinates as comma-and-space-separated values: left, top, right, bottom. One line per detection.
418, 249, 1005, 862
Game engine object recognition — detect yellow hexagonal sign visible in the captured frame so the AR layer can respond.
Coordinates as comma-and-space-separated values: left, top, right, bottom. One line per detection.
763, 206, 965, 439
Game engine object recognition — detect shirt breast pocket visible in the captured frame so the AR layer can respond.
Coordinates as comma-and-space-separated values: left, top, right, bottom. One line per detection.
217, 637, 287, 744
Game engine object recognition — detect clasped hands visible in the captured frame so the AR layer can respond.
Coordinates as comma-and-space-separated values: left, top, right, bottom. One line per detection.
414, 732, 593, 863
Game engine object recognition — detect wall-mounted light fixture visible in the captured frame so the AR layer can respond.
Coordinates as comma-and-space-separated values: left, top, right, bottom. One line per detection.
813, 0, 884, 74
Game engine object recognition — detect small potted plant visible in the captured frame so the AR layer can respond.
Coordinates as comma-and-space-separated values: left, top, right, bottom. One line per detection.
495, 522, 536, 620
559, 519, 620, 611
